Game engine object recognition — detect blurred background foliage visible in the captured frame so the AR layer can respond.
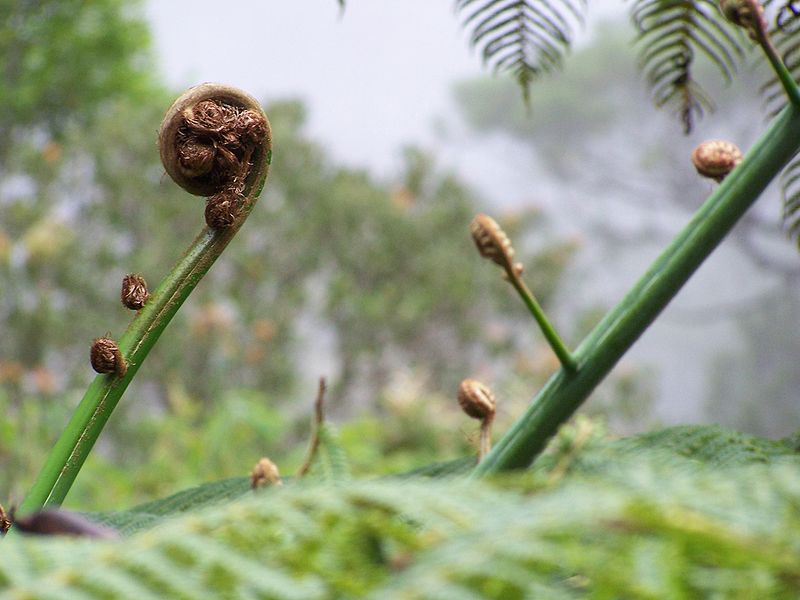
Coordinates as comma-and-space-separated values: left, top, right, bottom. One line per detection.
7, 0, 759, 512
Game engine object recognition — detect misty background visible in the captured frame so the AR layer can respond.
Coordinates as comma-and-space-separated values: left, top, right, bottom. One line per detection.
3, 0, 799, 510
145, 1, 799, 430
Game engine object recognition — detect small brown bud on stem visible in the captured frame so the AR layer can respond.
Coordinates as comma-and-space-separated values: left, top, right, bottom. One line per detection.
458, 378, 496, 421
720, 0, 767, 42
90, 337, 127, 377
691, 140, 743, 182
205, 181, 245, 229
251, 457, 282, 489
470, 214, 516, 272
458, 378, 497, 462
120, 274, 149, 310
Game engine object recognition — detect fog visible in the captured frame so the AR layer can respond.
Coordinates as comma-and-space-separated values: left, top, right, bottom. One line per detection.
144, 1, 485, 174
144, 1, 800, 435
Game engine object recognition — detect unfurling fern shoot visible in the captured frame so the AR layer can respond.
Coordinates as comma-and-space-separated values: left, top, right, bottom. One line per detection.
470, 213, 577, 372
458, 378, 497, 461
17, 85, 272, 516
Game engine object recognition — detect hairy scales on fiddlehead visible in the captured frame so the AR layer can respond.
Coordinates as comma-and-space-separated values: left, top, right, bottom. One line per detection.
631, 0, 746, 133
457, 378, 497, 461
159, 87, 270, 229
756, 1, 800, 247
120, 273, 149, 310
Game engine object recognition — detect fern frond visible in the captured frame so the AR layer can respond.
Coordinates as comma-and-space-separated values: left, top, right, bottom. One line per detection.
311, 424, 352, 482
761, 1, 800, 116
760, 3, 800, 245
632, 0, 746, 132
5, 425, 800, 598
456, 0, 587, 104
780, 157, 800, 246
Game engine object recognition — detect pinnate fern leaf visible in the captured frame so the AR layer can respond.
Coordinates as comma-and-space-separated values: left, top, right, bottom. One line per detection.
380, 466, 800, 598
631, 0, 746, 132
760, 2, 800, 247
89, 477, 252, 535
762, 0, 800, 116
312, 424, 352, 482
456, 0, 587, 104
782, 158, 800, 247
3, 425, 800, 598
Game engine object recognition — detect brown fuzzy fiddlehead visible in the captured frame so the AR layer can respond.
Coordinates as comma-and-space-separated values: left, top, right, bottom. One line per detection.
158, 84, 272, 228
90, 337, 127, 377
120, 273, 149, 310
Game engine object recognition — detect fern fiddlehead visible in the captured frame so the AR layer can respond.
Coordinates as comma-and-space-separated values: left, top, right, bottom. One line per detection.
757, 1, 800, 245
16, 84, 272, 516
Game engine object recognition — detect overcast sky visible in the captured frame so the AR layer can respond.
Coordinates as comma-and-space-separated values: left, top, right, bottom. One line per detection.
144, 1, 486, 174
142, 2, 788, 431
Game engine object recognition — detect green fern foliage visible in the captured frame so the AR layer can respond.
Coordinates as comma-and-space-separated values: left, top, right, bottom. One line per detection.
455, 0, 587, 104
781, 159, 800, 247
3, 425, 800, 598
760, 1, 800, 246
631, 0, 746, 132
762, 0, 800, 116
88, 477, 252, 535
381, 466, 800, 598
312, 425, 353, 483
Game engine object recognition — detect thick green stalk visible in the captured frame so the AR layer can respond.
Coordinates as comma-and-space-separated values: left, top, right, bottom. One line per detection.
16, 85, 272, 514
474, 104, 800, 476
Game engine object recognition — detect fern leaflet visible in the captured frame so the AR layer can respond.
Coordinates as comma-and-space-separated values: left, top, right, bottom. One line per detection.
760, 2, 800, 246
456, 0, 587, 104
631, 0, 746, 132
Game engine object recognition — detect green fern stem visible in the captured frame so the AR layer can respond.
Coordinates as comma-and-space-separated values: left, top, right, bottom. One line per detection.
505, 270, 577, 372
759, 38, 800, 107
474, 103, 800, 476
16, 85, 272, 515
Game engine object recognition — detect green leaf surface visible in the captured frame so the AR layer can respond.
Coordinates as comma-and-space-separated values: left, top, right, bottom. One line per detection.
4, 425, 799, 598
